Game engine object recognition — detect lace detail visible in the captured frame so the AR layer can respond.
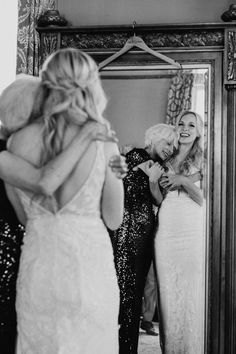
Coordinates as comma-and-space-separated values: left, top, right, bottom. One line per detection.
15, 142, 119, 354
155, 181, 205, 353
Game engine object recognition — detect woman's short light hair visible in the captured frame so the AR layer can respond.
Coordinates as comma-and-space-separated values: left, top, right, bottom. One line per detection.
144, 123, 178, 149
0, 74, 41, 133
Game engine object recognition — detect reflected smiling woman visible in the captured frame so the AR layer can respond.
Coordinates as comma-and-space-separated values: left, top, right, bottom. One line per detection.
155, 110, 205, 354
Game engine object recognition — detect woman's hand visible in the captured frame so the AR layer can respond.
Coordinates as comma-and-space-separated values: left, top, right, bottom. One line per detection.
133, 160, 154, 174
109, 155, 128, 179
147, 162, 165, 182
82, 120, 118, 143
133, 160, 164, 181
159, 173, 186, 191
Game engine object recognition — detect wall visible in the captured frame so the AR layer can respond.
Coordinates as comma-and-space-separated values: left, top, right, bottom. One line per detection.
56, 0, 227, 148
101, 70, 206, 150
102, 76, 170, 149
58, 0, 231, 26
0, 1, 18, 93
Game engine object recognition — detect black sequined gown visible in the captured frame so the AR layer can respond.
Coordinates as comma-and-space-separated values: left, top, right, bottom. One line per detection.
109, 148, 158, 354
0, 140, 24, 354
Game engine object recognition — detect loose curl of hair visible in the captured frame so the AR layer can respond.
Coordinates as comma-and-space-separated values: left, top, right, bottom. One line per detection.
38, 48, 108, 166
175, 110, 204, 175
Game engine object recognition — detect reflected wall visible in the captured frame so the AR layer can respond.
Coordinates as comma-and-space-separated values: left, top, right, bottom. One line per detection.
101, 67, 208, 150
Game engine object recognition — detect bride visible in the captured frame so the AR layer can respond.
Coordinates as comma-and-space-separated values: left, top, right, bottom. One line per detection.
155, 110, 205, 353
5, 48, 124, 354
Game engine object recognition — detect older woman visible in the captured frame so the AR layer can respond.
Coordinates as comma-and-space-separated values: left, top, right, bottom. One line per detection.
155, 111, 205, 354
109, 124, 179, 354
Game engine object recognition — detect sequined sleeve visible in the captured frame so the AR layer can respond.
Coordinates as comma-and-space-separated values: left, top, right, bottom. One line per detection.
0, 139, 25, 330
122, 148, 152, 204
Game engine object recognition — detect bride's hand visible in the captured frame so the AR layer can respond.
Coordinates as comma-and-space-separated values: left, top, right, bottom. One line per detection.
159, 173, 185, 191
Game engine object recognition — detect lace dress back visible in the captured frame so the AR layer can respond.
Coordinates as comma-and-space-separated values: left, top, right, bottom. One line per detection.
15, 142, 119, 354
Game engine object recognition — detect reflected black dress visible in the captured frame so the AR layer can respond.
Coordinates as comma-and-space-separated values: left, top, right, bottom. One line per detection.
109, 148, 158, 354
0, 140, 24, 354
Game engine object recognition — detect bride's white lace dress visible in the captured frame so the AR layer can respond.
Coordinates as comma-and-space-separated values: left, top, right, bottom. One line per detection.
15, 142, 120, 354
155, 165, 205, 354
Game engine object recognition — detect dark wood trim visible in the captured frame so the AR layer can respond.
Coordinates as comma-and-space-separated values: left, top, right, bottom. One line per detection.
35, 22, 236, 57
36, 22, 236, 33
224, 85, 236, 354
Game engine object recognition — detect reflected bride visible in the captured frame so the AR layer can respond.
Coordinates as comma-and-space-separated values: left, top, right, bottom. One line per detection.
155, 111, 205, 353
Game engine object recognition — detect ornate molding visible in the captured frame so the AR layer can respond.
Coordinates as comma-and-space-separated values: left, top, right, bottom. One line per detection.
221, 4, 236, 22
59, 30, 224, 50
40, 33, 58, 65
225, 84, 236, 90
225, 29, 236, 84
37, 24, 227, 65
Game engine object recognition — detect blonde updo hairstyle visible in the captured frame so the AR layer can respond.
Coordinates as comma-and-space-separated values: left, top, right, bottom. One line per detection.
175, 110, 204, 173
144, 123, 179, 156
39, 48, 108, 165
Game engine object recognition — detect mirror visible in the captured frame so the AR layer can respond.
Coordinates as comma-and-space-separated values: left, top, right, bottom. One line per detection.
101, 64, 210, 353
37, 21, 235, 352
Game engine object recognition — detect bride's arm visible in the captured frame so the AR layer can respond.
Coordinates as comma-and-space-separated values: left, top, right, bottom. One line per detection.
102, 142, 124, 230
160, 173, 203, 206
2, 122, 119, 196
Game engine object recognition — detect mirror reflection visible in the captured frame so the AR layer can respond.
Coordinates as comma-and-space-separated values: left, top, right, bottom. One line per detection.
102, 66, 208, 354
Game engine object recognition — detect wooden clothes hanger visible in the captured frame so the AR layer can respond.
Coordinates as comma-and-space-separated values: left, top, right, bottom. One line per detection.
98, 22, 182, 70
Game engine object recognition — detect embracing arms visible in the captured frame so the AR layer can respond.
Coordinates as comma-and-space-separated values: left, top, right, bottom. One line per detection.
135, 160, 203, 206
159, 173, 203, 206
133, 160, 165, 206
1, 122, 127, 196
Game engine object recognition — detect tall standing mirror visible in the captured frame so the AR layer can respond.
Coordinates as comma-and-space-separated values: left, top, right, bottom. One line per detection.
37, 22, 236, 353
101, 65, 210, 353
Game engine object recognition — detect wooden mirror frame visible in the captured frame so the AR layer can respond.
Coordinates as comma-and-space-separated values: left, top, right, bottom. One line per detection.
37, 22, 236, 354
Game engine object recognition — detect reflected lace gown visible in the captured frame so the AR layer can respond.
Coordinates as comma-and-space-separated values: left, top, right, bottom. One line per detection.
15, 142, 120, 354
155, 164, 205, 354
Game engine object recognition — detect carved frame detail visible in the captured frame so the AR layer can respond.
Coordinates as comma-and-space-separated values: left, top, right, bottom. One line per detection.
225, 28, 236, 83
37, 24, 227, 66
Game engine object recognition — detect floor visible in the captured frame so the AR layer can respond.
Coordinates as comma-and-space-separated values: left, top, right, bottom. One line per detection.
138, 322, 162, 354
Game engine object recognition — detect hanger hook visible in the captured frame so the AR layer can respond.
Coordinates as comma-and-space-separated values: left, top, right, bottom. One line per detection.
132, 20, 136, 37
